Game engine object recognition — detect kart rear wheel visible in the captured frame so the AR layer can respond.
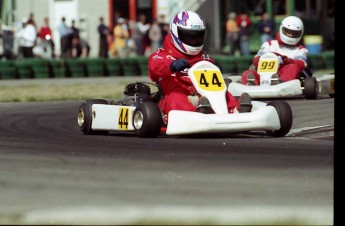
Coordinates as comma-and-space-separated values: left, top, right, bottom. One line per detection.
78, 99, 109, 135
133, 102, 163, 138
266, 101, 293, 137
303, 77, 318, 99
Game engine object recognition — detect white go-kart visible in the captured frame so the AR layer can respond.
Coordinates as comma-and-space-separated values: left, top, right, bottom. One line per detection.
227, 52, 319, 99
77, 60, 293, 138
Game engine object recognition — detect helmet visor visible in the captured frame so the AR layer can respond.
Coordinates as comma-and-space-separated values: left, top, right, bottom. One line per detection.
177, 26, 206, 47
282, 27, 302, 38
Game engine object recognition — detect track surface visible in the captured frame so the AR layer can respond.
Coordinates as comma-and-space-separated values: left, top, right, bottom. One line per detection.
0, 96, 334, 224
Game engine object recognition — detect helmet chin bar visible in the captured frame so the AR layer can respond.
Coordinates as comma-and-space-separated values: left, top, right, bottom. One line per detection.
280, 32, 301, 45
180, 43, 203, 55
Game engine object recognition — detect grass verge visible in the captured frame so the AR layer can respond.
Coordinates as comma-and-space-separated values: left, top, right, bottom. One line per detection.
0, 69, 334, 102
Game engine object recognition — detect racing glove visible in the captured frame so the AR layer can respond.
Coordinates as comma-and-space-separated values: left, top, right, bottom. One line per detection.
170, 58, 190, 73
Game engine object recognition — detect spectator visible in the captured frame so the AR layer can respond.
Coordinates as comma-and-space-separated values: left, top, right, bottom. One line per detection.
70, 19, 81, 58
97, 17, 110, 58
38, 17, 55, 58
1, 25, 15, 59
258, 12, 275, 44
70, 19, 80, 39
57, 17, 72, 58
133, 14, 150, 55
236, 10, 251, 56
112, 17, 129, 58
148, 18, 162, 53
225, 12, 240, 55
80, 39, 91, 57
158, 14, 169, 46
39, 17, 53, 41
28, 12, 37, 29
16, 17, 37, 58
72, 38, 90, 58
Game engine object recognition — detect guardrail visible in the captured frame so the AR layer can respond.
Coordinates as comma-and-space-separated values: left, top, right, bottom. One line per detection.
0, 51, 334, 80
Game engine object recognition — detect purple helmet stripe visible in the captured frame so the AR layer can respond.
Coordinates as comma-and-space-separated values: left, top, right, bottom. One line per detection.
173, 11, 189, 26
171, 31, 187, 52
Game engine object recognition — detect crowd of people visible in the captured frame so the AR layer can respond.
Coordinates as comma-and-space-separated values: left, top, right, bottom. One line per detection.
0, 13, 91, 60
225, 10, 275, 56
0, 12, 170, 60
106, 13, 169, 59
0, 10, 301, 62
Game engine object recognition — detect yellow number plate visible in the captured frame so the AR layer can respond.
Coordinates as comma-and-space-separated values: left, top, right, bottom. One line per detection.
193, 70, 224, 91
258, 59, 278, 73
118, 107, 129, 130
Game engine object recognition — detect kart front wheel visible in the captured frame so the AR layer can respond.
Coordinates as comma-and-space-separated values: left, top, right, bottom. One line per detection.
303, 77, 318, 99
78, 99, 109, 135
266, 101, 293, 137
133, 102, 163, 138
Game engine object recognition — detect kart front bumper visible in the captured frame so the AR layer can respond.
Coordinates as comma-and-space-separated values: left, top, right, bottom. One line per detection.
228, 79, 303, 98
166, 105, 280, 135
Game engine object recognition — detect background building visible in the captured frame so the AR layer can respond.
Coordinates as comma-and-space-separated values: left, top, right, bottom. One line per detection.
0, 0, 335, 57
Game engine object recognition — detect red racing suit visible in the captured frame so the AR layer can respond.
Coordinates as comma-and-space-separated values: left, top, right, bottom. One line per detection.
241, 33, 308, 85
148, 34, 238, 116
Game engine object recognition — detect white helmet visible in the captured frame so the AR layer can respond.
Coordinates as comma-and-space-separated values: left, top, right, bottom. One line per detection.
279, 16, 304, 45
170, 11, 206, 55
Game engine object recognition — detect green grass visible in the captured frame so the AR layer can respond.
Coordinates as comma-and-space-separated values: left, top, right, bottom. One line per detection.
0, 69, 334, 102
312, 69, 334, 77
0, 83, 125, 102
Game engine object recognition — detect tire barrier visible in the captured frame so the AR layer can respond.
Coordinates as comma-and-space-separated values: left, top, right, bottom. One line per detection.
0, 52, 334, 80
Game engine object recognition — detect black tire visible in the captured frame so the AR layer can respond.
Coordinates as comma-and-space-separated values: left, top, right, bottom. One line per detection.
132, 102, 163, 138
266, 101, 293, 137
303, 77, 318, 99
77, 99, 109, 135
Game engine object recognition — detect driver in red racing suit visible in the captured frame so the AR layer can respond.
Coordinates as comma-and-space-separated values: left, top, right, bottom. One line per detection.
148, 11, 251, 120
241, 16, 308, 85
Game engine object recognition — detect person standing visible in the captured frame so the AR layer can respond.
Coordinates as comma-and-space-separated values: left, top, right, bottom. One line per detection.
70, 19, 81, 58
258, 12, 275, 44
97, 17, 110, 58
1, 25, 15, 59
70, 20, 80, 39
158, 14, 169, 46
225, 12, 240, 55
112, 18, 129, 58
16, 17, 37, 58
133, 14, 150, 55
236, 10, 251, 56
38, 17, 55, 58
57, 17, 72, 58
148, 18, 162, 53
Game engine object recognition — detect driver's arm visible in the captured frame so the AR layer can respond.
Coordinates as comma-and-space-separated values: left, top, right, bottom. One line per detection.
148, 50, 175, 82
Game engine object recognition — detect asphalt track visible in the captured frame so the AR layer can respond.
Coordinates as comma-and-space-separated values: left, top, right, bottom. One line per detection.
0, 84, 334, 224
